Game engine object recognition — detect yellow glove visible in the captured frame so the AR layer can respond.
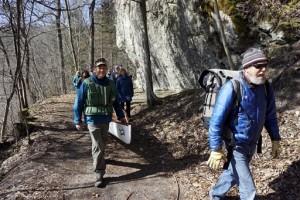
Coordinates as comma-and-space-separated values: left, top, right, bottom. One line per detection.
207, 150, 227, 170
271, 140, 281, 158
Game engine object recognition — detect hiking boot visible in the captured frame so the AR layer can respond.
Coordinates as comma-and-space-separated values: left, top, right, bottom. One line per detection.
95, 178, 106, 188
95, 173, 105, 188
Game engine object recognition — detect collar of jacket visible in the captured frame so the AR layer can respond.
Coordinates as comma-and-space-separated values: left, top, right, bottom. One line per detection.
91, 74, 109, 86
240, 71, 257, 88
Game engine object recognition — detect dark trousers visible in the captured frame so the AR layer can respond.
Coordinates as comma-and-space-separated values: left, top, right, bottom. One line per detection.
121, 101, 131, 118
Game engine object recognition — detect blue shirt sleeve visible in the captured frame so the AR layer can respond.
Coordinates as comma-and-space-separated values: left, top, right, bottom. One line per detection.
74, 82, 88, 124
264, 83, 281, 140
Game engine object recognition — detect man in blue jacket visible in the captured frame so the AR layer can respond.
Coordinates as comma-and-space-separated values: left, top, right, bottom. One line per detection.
74, 58, 127, 188
207, 48, 281, 200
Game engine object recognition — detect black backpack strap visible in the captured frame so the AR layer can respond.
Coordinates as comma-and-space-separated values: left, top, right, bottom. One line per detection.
224, 79, 250, 169
264, 80, 270, 100
231, 79, 252, 122
231, 79, 241, 104
223, 79, 241, 170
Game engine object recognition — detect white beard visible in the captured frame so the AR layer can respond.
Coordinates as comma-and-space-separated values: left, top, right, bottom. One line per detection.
248, 74, 266, 85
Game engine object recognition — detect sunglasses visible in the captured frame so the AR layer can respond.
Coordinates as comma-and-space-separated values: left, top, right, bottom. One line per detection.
252, 63, 268, 69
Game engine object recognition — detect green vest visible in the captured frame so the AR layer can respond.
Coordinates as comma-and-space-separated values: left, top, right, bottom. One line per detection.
84, 77, 116, 116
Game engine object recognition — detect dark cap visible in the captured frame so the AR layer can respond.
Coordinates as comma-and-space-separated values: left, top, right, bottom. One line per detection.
95, 61, 107, 67
94, 58, 107, 67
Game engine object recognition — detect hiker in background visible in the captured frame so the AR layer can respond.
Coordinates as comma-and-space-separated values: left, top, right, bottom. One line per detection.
111, 65, 120, 82
73, 70, 81, 91
116, 68, 134, 118
106, 69, 112, 79
207, 48, 281, 200
74, 58, 127, 188
89, 70, 94, 76
75, 70, 90, 92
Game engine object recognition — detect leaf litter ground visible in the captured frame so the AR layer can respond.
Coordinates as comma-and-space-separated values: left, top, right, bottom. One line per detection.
0, 63, 299, 200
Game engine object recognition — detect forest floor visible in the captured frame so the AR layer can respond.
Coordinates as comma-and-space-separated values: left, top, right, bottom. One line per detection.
0, 61, 299, 200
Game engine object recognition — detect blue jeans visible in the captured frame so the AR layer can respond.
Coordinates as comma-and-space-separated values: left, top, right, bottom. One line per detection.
210, 144, 259, 200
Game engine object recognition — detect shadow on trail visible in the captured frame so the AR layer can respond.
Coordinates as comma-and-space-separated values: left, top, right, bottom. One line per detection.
104, 90, 208, 184
105, 124, 208, 185
105, 131, 207, 185
29, 131, 91, 163
31, 121, 78, 133
261, 160, 300, 200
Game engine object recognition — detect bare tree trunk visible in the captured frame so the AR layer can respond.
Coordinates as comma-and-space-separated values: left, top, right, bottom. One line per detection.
24, 39, 36, 102
23, 39, 30, 108
64, 0, 78, 71
16, 83, 31, 144
0, 37, 13, 143
0, 37, 13, 78
56, 0, 67, 94
140, 0, 158, 107
77, 27, 82, 71
31, 50, 46, 100
1, 98, 12, 143
20, 0, 32, 109
1, 0, 23, 142
101, 28, 104, 57
214, 0, 235, 70
18, 77, 25, 108
89, 0, 96, 70
20, 75, 28, 108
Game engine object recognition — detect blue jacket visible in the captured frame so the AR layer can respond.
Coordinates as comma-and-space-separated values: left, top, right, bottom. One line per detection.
74, 75, 125, 125
116, 75, 134, 102
110, 72, 119, 82
73, 75, 80, 90
209, 72, 281, 151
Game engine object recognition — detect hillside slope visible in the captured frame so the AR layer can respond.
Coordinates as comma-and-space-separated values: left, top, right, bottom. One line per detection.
0, 59, 299, 199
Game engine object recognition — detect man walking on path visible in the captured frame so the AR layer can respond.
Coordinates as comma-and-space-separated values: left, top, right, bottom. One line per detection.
74, 58, 127, 187
207, 48, 281, 199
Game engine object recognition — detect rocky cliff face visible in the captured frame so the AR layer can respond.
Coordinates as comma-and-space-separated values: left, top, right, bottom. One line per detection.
115, 0, 299, 92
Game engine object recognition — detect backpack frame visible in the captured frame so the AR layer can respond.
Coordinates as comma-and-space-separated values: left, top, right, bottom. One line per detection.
198, 69, 242, 129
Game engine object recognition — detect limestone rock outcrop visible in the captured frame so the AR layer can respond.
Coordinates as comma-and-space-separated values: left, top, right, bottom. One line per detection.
115, 0, 299, 92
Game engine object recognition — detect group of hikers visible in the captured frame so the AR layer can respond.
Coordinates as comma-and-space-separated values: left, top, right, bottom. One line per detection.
72, 48, 281, 200
73, 61, 134, 119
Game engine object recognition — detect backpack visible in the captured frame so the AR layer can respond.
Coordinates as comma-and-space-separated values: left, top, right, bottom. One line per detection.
198, 69, 242, 129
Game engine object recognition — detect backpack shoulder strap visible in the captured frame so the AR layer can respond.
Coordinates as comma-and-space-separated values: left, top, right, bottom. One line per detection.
231, 79, 242, 103
231, 79, 251, 122
264, 80, 270, 100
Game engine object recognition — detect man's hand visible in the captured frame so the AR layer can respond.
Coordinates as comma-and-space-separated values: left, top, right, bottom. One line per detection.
271, 140, 281, 158
207, 150, 227, 170
75, 123, 84, 131
119, 118, 128, 125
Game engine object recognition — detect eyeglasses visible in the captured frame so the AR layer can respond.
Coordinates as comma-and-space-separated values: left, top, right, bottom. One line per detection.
252, 63, 268, 69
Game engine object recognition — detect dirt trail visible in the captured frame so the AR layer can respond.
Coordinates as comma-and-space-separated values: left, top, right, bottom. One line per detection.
1, 84, 299, 200
0, 91, 179, 200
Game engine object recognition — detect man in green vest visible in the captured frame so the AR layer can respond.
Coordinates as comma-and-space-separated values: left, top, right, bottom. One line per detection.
74, 58, 127, 188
